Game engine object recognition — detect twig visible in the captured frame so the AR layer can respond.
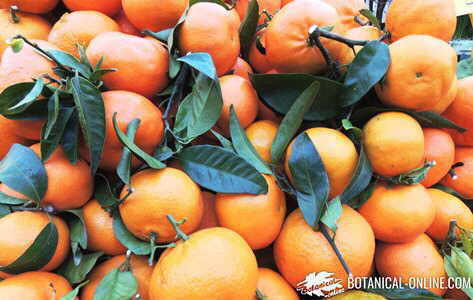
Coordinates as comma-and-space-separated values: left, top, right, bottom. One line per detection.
307, 26, 342, 79
10, 6, 20, 23
309, 25, 368, 47
320, 224, 353, 277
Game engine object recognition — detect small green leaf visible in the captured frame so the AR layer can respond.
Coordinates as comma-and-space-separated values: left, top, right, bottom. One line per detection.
0, 191, 27, 205
239, 0, 259, 59
113, 211, 151, 255
41, 107, 74, 162
0, 82, 37, 114
0, 144, 47, 203
340, 145, 372, 204
320, 197, 342, 232
93, 268, 138, 300
9, 38, 24, 53
457, 57, 473, 80
94, 174, 120, 209
450, 246, 473, 279
7, 79, 44, 114
341, 41, 390, 107
60, 280, 89, 300
359, 9, 381, 30
271, 81, 320, 164
0, 222, 58, 274
113, 113, 165, 169
177, 52, 217, 79
445, 255, 473, 299
57, 252, 102, 284
342, 118, 363, 141
0, 205, 10, 218
178, 145, 268, 194
3, 100, 48, 121
43, 90, 60, 139
63, 209, 87, 265
61, 110, 80, 164
117, 119, 140, 185
47, 50, 92, 78
229, 106, 272, 174
289, 133, 330, 227
211, 129, 234, 151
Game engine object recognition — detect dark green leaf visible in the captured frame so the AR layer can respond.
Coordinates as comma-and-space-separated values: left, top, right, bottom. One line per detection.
457, 57, 473, 80
0, 82, 36, 113
347, 181, 375, 209
359, 9, 381, 30
367, 287, 443, 299
0, 191, 27, 205
60, 280, 89, 300
0, 222, 58, 274
189, 0, 229, 8
3, 100, 48, 120
177, 52, 217, 79
178, 145, 268, 194
211, 129, 234, 151
320, 196, 342, 232
117, 119, 140, 185
153, 144, 174, 161
444, 255, 473, 299
6, 79, 44, 114
229, 106, 271, 174
48, 50, 92, 78
250, 73, 343, 121
63, 209, 87, 264
271, 81, 320, 163
340, 145, 372, 204
94, 174, 120, 209
41, 107, 74, 162
0, 144, 47, 203
94, 268, 138, 300
113, 113, 165, 169
289, 133, 330, 227
239, 0, 259, 58
61, 110, 80, 164
113, 211, 151, 255
57, 252, 103, 284
43, 90, 60, 139
71, 75, 105, 174
146, 28, 172, 42
341, 41, 390, 107
0, 205, 10, 218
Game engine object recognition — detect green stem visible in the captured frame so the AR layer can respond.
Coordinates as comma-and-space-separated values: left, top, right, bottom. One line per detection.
166, 214, 189, 241
320, 224, 353, 277
10, 6, 20, 23
148, 232, 176, 266
163, 63, 190, 121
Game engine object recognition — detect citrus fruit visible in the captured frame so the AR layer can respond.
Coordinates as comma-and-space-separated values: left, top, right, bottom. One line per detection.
248, 29, 273, 73
48, 10, 120, 57
215, 174, 286, 249
420, 128, 455, 187
363, 112, 424, 177
265, 0, 345, 74
245, 120, 278, 163
0, 0, 59, 14
375, 233, 447, 296
63, 0, 122, 16
232, 57, 253, 81
285, 127, 358, 199
337, 25, 382, 69
359, 183, 435, 243
179, 2, 240, 76
83, 199, 127, 255
86, 32, 169, 98
122, 0, 188, 32
442, 147, 473, 198
321, 0, 369, 32
327, 290, 386, 300
386, 0, 456, 42
149, 227, 258, 300
255, 268, 298, 300
375, 35, 457, 113
274, 205, 375, 289
119, 167, 203, 242
197, 191, 219, 230
425, 188, 473, 242
81, 254, 153, 300
236, 0, 281, 25
0, 115, 30, 160
115, 10, 141, 36
0, 212, 70, 274
0, 271, 72, 299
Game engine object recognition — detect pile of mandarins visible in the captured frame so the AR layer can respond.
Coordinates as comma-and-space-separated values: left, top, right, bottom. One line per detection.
0, 0, 472, 299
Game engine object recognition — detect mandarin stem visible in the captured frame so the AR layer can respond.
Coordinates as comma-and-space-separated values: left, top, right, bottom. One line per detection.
320, 224, 353, 277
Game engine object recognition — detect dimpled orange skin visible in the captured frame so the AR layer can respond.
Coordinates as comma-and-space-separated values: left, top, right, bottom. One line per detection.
0, 0, 59, 14
375, 234, 447, 296
216, 75, 259, 136
337, 26, 382, 68
375, 35, 458, 113
115, 10, 141, 36
442, 147, 473, 199
83, 199, 127, 256
426, 189, 473, 242
254, 268, 299, 300
420, 128, 455, 187
119, 168, 204, 242
231, 57, 253, 81
179, 2, 240, 77
0, 271, 72, 299
81, 255, 153, 300
122, 0, 188, 32
443, 77, 473, 146
80, 90, 164, 172
149, 227, 258, 300
236, 0, 281, 25
284, 127, 358, 199
359, 183, 435, 243
86, 32, 169, 98
63, 0, 122, 17
274, 206, 375, 289
197, 192, 220, 230
0, 212, 70, 274
321, 0, 368, 32
265, 0, 345, 74
48, 11, 120, 57
249, 29, 273, 73
215, 175, 286, 250
386, 0, 456, 43
0, 116, 31, 160
363, 112, 425, 177
245, 120, 278, 163
0, 9, 51, 56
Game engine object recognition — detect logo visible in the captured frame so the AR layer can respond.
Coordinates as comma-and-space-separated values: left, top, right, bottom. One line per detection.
296, 271, 344, 297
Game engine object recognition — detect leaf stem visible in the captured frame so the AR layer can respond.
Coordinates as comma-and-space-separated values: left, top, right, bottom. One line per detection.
163, 64, 190, 121
9, 6, 20, 23
166, 214, 189, 241
320, 224, 353, 277
11, 206, 44, 212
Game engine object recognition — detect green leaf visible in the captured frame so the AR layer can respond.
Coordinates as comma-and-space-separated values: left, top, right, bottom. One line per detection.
48, 50, 92, 78
94, 174, 120, 209
117, 119, 140, 185
6, 79, 44, 114
0, 82, 37, 114
0, 222, 58, 274
347, 181, 375, 209
0, 191, 27, 205
288, 133, 330, 227
178, 145, 269, 194
320, 197, 342, 232
112, 113, 165, 169
250, 73, 343, 121
93, 268, 138, 300
341, 41, 390, 107
146, 28, 172, 42
229, 106, 271, 174
367, 287, 443, 299
0, 205, 10, 218
167, 9, 188, 78
41, 107, 74, 162
57, 252, 103, 284
342, 118, 362, 141
61, 110, 80, 164
0, 144, 47, 203
177, 52, 217, 79
174, 74, 223, 142
239, 0, 259, 59
113, 211, 151, 255
189, 0, 229, 8
71, 74, 105, 174
60, 280, 89, 300
63, 209, 87, 265
3, 100, 48, 121
340, 145, 372, 204
211, 129, 234, 151
43, 90, 60, 139
457, 57, 473, 80
445, 255, 473, 299
450, 246, 473, 279
359, 9, 381, 30
271, 81, 320, 164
